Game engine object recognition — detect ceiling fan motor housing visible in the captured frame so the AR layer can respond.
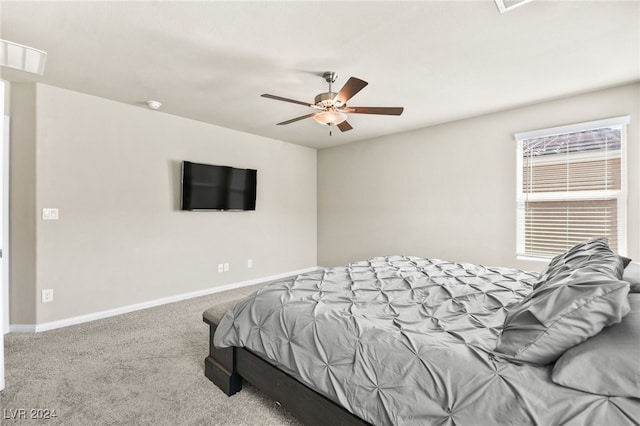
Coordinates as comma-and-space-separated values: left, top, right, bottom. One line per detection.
315, 92, 341, 108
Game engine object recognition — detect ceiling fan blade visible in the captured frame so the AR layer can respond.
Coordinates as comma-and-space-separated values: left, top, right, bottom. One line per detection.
347, 107, 404, 115
276, 113, 315, 125
261, 94, 312, 108
337, 121, 353, 132
334, 77, 368, 105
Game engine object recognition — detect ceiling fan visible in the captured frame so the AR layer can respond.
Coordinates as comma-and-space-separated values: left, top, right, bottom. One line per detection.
261, 72, 404, 135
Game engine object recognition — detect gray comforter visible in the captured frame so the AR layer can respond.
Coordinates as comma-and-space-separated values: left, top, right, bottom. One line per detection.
214, 256, 640, 425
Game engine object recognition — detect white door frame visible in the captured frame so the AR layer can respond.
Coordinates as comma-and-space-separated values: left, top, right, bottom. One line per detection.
2, 114, 8, 335
1, 79, 6, 391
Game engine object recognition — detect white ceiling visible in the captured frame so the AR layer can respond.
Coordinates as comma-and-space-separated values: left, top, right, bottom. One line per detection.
1, 1, 638, 149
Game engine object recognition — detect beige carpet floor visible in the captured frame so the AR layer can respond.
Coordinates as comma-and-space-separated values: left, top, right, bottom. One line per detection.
1, 282, 303, 425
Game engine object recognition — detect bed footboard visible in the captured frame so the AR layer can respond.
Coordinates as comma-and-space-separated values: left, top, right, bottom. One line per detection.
203, 305, 370, 426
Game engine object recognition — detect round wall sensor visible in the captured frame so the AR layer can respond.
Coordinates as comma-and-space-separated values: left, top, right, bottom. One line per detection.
146, 100, 162, 110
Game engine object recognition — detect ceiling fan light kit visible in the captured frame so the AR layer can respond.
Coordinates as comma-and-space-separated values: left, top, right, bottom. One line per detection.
262, 71, 404, 135
313, 110, 347, 125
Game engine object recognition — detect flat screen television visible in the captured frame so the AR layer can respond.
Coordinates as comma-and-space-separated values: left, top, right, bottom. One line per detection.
181, 161, 257, 211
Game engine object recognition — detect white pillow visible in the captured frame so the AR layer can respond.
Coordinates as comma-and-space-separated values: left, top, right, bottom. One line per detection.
623, 261, 640, 293
552, 294, 640, 397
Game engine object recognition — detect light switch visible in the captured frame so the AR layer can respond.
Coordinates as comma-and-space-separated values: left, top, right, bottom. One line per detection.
42, 208, 59, 220
42, 289, 54, 303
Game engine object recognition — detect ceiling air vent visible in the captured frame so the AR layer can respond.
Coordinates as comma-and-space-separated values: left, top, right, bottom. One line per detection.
495, 0, 534, 13
0, 39, 47, 75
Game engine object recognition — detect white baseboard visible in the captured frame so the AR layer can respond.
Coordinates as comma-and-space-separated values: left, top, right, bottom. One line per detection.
7, 324, 36, 333
9, 266, 321, 333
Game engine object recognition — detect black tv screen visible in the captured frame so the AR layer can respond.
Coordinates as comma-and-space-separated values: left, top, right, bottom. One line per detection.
181, 161, 257, 211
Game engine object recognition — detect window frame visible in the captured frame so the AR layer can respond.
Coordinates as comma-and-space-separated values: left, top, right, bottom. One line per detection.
515, 115, 629, 260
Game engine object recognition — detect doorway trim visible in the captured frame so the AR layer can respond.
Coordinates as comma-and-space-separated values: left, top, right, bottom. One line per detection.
2, 114, 9, 335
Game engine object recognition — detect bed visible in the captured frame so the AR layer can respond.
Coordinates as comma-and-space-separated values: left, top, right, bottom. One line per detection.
204, 239, 640, 425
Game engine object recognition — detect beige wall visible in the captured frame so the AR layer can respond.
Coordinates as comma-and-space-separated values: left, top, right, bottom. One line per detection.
318, 83, 640, 271
9, 81, 639, 325
11, 83, 317, 325
9, 84, 37, 324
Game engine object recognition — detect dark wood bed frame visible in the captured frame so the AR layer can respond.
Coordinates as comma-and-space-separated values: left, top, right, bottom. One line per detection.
203, 315, 370, 426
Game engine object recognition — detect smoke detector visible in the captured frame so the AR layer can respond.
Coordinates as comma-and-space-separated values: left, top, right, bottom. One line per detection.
146, 100, 162, 110
495, 0, 534, 13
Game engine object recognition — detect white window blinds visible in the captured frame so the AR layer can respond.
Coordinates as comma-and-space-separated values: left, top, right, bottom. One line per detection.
516, 116, 628, 259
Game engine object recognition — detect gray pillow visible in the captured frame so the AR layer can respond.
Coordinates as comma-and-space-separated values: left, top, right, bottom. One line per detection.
623, 262, 640, 293
533, 238, 625, 290
552, 294, 640, 398
495, 267, 630, 366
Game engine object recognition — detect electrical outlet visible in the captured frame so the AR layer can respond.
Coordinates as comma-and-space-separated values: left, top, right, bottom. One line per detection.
42, 289, 54, 303
247, 259, 253, 268
224, 263, 229, 272
217, 264, 224, 273
42, 208, 59, 220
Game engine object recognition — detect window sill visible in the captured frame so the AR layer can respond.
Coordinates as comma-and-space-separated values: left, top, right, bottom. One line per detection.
517, 255, 551, 263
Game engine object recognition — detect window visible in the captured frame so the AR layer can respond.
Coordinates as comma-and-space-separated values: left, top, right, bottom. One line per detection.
516, 116, 629, 259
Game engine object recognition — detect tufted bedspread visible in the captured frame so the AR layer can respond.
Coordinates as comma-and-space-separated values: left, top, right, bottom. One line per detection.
214, 256, 640, 425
